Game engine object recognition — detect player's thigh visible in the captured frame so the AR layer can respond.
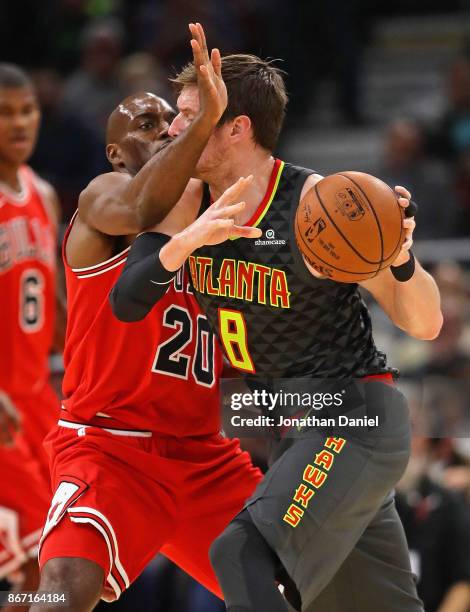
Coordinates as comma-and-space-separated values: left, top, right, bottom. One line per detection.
161, 441, 262, 597
244, 428, 409, 607
40, 430, 180, 602
311, 494, 423, 612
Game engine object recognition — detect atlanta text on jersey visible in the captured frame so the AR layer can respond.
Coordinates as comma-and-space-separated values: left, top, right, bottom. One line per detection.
188, 255, 291, 308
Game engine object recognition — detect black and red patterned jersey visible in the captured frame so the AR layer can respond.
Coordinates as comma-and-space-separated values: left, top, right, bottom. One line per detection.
190, 159, 391, 380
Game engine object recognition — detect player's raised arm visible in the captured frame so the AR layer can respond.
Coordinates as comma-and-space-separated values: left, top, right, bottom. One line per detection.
79, 23, 227, 236
110, 176, 260, 322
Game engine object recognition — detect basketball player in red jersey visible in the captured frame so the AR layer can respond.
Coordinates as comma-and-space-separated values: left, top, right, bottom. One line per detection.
0, 64, 63, 608
33, 24, 262, 611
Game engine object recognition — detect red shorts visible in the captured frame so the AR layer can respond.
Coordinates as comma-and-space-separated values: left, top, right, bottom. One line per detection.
39, 423, 262, 601
0, 383, 59, 578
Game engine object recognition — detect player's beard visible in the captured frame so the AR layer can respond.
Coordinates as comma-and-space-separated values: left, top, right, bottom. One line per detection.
194, 143, 230, 182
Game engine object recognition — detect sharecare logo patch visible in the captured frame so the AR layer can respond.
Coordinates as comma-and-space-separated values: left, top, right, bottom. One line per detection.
254, 228, 286, 246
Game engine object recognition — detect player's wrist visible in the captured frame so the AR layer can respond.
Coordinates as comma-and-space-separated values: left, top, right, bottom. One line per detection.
391, 250, 415, 282
391, 252, 410, 267
162, 232, 196, 270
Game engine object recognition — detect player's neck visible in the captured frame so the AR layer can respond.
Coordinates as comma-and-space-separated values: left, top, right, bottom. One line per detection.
208, 151, 275, 225
0, 159, 22, 193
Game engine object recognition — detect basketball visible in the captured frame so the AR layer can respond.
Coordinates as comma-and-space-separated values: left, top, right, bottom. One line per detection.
294, 172, 405, 282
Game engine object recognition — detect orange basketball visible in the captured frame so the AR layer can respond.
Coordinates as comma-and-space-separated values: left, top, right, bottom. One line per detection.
294, 172, 405, 282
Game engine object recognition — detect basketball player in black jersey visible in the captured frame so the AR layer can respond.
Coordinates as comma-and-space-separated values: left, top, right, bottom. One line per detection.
110, 28, 443, 612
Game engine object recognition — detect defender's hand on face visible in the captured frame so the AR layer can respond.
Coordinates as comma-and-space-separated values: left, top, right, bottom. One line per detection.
393, 185, 416, 267
0, 391, 21, 446
183, 176, 261, 248
189, 22, 227, 125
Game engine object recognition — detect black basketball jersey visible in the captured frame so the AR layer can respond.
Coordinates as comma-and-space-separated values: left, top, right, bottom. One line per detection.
189, 159, 392, 380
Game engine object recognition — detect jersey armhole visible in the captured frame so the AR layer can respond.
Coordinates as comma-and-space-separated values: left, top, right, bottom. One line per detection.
288, 169, 324, 285
198, 183, 211, 217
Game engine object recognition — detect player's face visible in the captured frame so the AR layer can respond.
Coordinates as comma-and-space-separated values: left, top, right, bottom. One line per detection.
118, 94, 175, 175
0, 87, 40, 166
169, 86, 229, 178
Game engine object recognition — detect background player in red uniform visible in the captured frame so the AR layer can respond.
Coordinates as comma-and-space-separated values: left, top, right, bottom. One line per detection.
33, 24, 262, 611
0, 64, 64, 609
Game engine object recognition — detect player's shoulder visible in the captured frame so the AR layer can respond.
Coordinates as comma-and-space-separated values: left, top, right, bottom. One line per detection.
78, 171, 130, 218
281, 160, 323, 202
79, 171, 129, 202
300, 172, 323, 196
285, 163, 322, 198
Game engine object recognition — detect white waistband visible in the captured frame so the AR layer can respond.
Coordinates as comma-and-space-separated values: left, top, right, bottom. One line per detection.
57, 419, 152, 438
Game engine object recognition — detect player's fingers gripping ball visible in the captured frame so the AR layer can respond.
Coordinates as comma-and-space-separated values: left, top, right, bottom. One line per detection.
295, 172, 406, 282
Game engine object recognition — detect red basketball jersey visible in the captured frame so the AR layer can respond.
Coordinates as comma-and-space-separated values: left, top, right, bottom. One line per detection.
0, 166, 57, 397
61, 216, 223, 436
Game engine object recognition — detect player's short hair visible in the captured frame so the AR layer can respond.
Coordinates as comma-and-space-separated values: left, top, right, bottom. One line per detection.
0, 63, 33, 89
172, 54, 288, 153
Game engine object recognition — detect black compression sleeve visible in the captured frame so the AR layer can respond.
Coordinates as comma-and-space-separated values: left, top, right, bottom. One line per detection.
109, 232, 176, 322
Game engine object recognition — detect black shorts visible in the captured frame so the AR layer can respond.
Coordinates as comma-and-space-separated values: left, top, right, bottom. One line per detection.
244, 380, 423, 612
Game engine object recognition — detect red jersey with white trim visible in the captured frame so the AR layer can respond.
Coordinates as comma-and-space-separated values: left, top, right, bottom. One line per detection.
61, 216, 223, 436
0, 166, 56, 396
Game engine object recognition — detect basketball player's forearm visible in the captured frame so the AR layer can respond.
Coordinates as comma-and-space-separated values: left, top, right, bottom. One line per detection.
159, 231, 196, 271
111, 177, 255, 321
390, 262, 443, 340
111, 232, 196, 322
128, 115, 216, 228
110, 233, 175, 322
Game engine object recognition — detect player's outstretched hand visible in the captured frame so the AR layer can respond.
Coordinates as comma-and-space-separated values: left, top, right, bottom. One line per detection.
393, 185, 416, 266
189, 22, 227, 125
183, 176, 262, 248
0, 390, 20, 446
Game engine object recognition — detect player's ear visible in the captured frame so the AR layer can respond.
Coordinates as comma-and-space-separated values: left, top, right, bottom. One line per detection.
229, 116, 252, 141
106, 143, 125, 169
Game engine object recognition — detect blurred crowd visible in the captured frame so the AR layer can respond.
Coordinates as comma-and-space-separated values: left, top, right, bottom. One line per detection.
368, 36, 470, 610
0, 1, 469, 233
0, 0, 377, 219
2, 1, 470, 611
390, 260, 470, 612
374, 49, 470, 240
